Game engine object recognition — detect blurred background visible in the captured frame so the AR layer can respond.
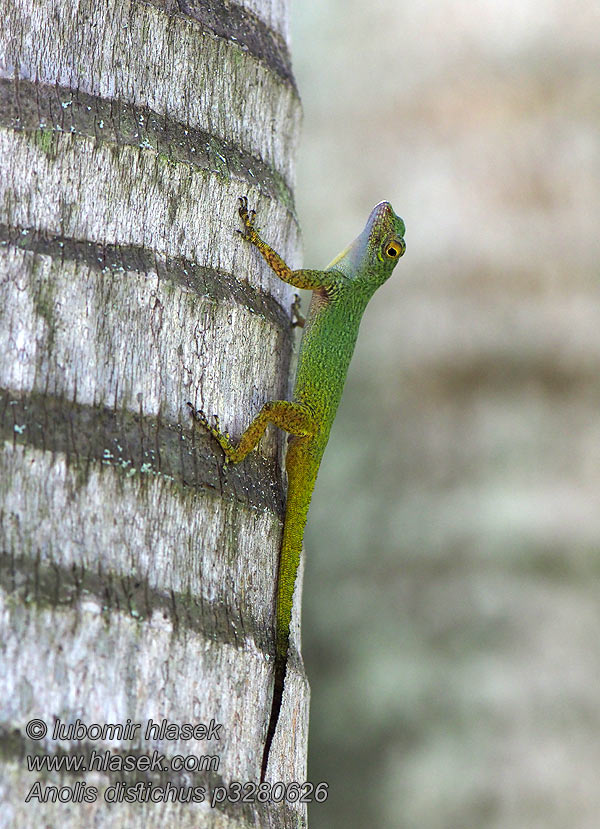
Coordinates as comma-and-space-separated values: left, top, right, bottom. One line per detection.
290, 1, 600, 827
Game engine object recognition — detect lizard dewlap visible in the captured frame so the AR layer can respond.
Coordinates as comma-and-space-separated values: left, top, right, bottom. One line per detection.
189, 197, 406, 780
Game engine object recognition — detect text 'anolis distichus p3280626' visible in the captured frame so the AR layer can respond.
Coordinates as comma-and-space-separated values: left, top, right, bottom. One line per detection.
189, 197, 406, 780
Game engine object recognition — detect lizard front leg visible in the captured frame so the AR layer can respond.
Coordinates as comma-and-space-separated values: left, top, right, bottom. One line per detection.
238, 196, 336, 292
188, 400, 316, 463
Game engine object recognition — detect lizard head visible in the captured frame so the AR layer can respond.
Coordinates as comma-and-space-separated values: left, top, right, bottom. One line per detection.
364, 200, 406, 272
326, 201, 406, 288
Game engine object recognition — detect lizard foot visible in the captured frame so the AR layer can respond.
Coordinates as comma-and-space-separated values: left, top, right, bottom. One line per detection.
238, 195, 260, 243
187, 402, 235, 461
291, 293, 305, 328
187, 401, 211, 430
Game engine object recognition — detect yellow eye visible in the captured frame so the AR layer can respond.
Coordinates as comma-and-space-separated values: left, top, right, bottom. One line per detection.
384, 238, 405, 259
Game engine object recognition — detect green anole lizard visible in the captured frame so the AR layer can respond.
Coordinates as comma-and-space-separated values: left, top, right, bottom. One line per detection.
189, 197, 406, 780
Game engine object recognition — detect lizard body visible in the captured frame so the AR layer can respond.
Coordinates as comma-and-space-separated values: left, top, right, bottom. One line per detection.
190, 197, 406, 780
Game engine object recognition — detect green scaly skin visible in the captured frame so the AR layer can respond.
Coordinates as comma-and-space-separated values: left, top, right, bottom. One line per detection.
189, 196, 406, 780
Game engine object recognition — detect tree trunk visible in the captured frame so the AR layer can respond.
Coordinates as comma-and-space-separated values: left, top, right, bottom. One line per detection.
0, 0, 308, 826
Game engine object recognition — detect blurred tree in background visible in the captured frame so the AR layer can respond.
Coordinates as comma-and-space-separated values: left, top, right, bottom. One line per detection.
291, 1, 600, 827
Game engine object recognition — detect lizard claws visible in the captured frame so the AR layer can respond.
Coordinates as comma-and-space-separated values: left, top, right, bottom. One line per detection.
238, 195, 249, 221
187, 401, 210, 428
238, 195, 258, 232
291, 294, 306, 328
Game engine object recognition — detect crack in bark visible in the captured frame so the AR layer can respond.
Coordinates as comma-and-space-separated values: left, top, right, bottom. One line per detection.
0, 551, 270, 652
0, 388, 285, 517
0, 222, 291, 333
0, 78, 295, 210
139, 0, 296, 89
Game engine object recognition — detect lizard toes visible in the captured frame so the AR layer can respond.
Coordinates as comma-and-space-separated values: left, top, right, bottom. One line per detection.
187, 402, 209, 427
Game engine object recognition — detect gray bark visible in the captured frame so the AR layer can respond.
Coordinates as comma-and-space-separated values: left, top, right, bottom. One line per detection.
0, 1, 308, 826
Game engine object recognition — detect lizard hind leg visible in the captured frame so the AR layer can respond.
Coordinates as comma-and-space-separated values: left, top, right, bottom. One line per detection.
188, 400, 315, 464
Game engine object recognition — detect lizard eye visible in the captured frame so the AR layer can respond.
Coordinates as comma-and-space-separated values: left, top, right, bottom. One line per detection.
383, 238, 405, 259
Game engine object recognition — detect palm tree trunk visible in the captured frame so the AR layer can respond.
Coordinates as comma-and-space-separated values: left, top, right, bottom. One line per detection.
0, 0, 308, 825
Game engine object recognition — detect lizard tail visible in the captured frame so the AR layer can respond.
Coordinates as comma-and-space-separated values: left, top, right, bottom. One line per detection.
260, 446, 317, 781
260, 653, 286, 781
